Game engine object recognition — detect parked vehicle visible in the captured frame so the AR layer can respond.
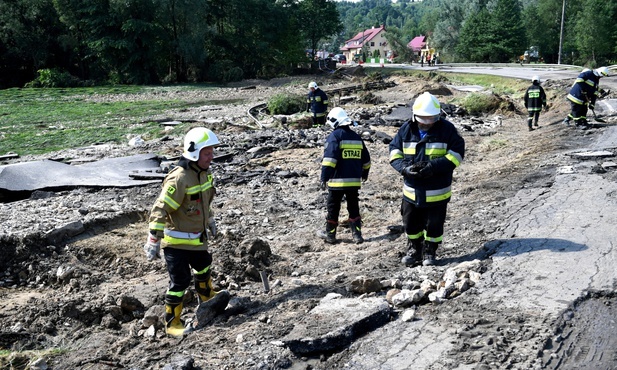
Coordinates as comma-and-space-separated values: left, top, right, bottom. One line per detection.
333, 54, 347, 64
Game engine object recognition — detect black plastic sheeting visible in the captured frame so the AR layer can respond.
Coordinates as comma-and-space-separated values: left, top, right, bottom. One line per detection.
0, 154, 161, 193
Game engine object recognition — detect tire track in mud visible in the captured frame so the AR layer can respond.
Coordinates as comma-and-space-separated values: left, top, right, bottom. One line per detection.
543, 291, 617, 369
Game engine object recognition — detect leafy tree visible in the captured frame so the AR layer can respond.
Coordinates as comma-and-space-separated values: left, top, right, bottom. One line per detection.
523, 0, 560, 63
298, 0, 342, 60
52, 0, 109, 80
457, 8, 494, 61
573, 0, 616, 66
489, 0, 526, 62
382, 27, 415, 62
0, 0, 65, 88
431, 0, 469, 60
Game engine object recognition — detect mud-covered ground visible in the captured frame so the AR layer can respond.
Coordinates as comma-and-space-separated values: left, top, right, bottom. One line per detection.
1, 69, 616, 370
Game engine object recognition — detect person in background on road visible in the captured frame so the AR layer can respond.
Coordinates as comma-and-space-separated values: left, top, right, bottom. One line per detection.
143, 127, 221, 336
524, 75, 548, 131
318, 107, 371, 245
307, 81, 329, 127
563, 66, 610, 129
389, 92, 465, 267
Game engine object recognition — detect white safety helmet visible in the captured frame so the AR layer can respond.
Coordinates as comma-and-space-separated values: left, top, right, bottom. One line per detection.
182, 127, 220, 161
413, 92, 441, 124
326, 107, 353, 129
594, 66, 609, 77
308, 81, 318, 90
532, 75, 541, 83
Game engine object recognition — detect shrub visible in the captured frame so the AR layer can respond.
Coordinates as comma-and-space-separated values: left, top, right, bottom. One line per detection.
25, 69, 81, 88
267, 93, 305, 115
224, 67, 244, 83
460, 92, 501, 116
206, 60, 244, 83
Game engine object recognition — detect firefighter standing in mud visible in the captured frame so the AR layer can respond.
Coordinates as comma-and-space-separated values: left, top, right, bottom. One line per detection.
389, 92, 465, 266
144, 127, 221, 336
563, 66, 610, 129
317, 107, 371, 245
524, 75, 547, 131
306, 81, 329, 127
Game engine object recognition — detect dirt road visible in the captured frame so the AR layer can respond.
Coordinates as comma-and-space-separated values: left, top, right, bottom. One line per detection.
1, 67, 616, 370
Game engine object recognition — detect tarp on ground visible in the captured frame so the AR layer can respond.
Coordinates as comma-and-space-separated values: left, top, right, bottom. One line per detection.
0, 154, 161, 192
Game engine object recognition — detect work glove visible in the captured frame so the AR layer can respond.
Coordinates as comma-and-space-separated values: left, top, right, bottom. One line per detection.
207, 219, 218, 239
402, 161, 434, 179
401, 165, 420, 179
143, 232, 161, 261
416, 161, 434, 178
320, 181, 327, 190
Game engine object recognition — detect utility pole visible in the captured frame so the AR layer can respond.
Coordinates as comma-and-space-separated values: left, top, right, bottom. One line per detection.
558, 0, 565, 64
362, 28, 366, 63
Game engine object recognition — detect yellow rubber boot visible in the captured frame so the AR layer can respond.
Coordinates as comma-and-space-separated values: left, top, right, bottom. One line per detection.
195, 271, 219, 303
164, 301, 185, 337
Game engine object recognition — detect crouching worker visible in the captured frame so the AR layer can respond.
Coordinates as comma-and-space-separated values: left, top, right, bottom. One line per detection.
143, 127, 224, 336
318, 107, 371, 244
389, 92, 465, 267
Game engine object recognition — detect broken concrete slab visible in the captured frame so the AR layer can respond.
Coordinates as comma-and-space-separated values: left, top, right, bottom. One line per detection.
0, 154, 161, 192
280, 295, 391, 355
568, 150, 615, 159
45, 220, 85, 245
383, 106, 413, 123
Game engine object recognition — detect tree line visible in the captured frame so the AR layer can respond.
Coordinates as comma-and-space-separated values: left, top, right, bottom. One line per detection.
0, 0, 340, 88
1, 0, 615, 89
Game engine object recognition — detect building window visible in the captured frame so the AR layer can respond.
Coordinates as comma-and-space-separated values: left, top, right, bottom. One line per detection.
371, 42, 374, 46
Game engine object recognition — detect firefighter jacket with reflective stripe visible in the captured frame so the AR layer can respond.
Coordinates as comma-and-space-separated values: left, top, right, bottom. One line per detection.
148, 158, 215, 251
567, 70, 601, 106
307, 88, 329, 117
389, 118, 465, 207
321, 126, 371, 189
524, 83, 547, 112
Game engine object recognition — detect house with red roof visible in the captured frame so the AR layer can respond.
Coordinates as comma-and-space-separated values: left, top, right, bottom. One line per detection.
407, 34, 438, 64
408, 35, 426, 53
340, 25, 392, 63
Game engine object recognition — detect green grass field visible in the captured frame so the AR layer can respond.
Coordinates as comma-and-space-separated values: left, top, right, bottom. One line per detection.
0, 85, 218, 156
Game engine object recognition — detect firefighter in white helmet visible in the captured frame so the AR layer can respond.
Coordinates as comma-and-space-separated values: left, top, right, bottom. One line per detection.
318, 107, 371, 244
524, 75, 548, 131
389, 92, 465, 266
306, 81, 329, 127
145, 127, 226, 336
564, 66, 610, 128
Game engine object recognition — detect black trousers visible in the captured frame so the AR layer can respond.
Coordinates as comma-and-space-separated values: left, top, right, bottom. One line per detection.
163, 248, 213, 296
326, 188, 360, 223
401, 199, 448, 243
312, 114, 326, 127
527, 111, 540, 126
568, 101, 588, 124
